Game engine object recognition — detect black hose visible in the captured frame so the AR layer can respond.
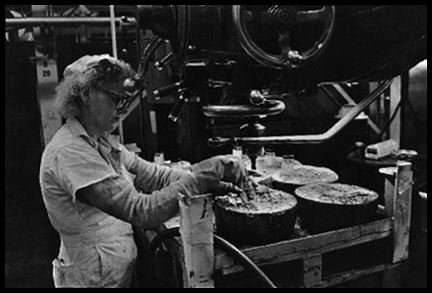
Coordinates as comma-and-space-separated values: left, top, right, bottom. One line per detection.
213, 234, 277, 288
147, 227, 181, 258
147, 227, 277, 288
135, 35, 164, 84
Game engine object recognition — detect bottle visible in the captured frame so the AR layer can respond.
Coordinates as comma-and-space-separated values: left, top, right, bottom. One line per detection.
232, 145, 243, 159
264, 151, 276, 167
154, 152, 165, 165
232, 146, 252, 170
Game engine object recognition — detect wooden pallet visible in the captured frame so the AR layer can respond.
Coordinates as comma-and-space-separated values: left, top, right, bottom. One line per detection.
139, 160, 413, 288
213, 217, 396, 288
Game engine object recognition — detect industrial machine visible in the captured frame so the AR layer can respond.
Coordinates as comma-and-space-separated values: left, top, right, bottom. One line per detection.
134, 5, 426, 165
132, 5, 425, 288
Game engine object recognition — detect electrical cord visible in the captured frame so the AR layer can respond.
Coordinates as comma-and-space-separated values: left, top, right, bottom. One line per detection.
147, 227, 277, 288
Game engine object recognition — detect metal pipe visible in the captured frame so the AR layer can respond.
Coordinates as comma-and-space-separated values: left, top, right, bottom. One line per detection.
209, 79, 393, 145
109, 7, 118, 59
5, 17, 136, 28
332, 83, 381, 135
109, 6, 122, 143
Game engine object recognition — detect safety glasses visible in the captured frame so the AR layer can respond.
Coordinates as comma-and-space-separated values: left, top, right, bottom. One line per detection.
88, 58, 140, 112
99, 87, 139, 112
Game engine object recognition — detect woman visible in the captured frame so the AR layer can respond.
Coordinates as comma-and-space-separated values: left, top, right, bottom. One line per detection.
39, 54, 247, 287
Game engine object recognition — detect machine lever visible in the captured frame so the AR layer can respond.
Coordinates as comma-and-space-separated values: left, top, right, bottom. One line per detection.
153, 81, 184, 99
207, 136, 232, 147
154, 52, 173, 71
168, 89, 189, 122
208, 79, 233, 88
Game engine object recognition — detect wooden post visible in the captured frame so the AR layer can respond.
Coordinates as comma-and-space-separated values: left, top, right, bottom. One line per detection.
379, 166, 397, 217
380, 161, 412, 288
392, 161, 413, 263
379, 161, 412, 262
303, 254, 322, 287
35, 57, 62, 147
179, 193, 215, 288
389, 76, 401, 147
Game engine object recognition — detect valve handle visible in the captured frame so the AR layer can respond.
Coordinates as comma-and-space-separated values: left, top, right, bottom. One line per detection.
233, 5, 335, 69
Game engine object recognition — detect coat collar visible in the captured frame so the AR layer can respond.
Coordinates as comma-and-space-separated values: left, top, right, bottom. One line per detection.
66, 118, 121, 152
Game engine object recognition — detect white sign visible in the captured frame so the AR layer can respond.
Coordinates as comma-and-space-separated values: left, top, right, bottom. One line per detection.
36, 58, 58, 86
35, 58, 61, 146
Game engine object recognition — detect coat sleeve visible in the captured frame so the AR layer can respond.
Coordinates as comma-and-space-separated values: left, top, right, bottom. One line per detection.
120, 145, 191, 193
75, 172, 203, 229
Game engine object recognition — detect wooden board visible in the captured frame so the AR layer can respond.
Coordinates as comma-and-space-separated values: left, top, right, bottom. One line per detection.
215, 218, 393, 275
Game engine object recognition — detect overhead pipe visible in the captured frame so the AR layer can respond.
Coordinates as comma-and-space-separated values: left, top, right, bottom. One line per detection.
209, 79, 393, 146
5, 17, 136, 28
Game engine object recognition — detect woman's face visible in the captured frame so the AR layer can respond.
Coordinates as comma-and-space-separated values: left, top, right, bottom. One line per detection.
85, 86, 128, 134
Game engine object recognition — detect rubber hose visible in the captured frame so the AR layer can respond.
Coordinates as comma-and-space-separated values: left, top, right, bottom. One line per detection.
147, 227, 277, 288
213, 234, 277, 288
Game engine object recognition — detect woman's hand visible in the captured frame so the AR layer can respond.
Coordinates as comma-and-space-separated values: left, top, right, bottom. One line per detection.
191, 155, 248, 195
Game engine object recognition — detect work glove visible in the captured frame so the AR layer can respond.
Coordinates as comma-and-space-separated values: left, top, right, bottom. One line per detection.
190, 155, 248, 196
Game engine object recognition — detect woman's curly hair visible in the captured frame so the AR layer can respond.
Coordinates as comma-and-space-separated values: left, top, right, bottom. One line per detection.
55, 57, 136, 119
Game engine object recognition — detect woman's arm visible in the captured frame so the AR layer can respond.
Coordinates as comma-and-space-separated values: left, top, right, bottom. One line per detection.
76, 172, 200, 229
121, 146, 191, 192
